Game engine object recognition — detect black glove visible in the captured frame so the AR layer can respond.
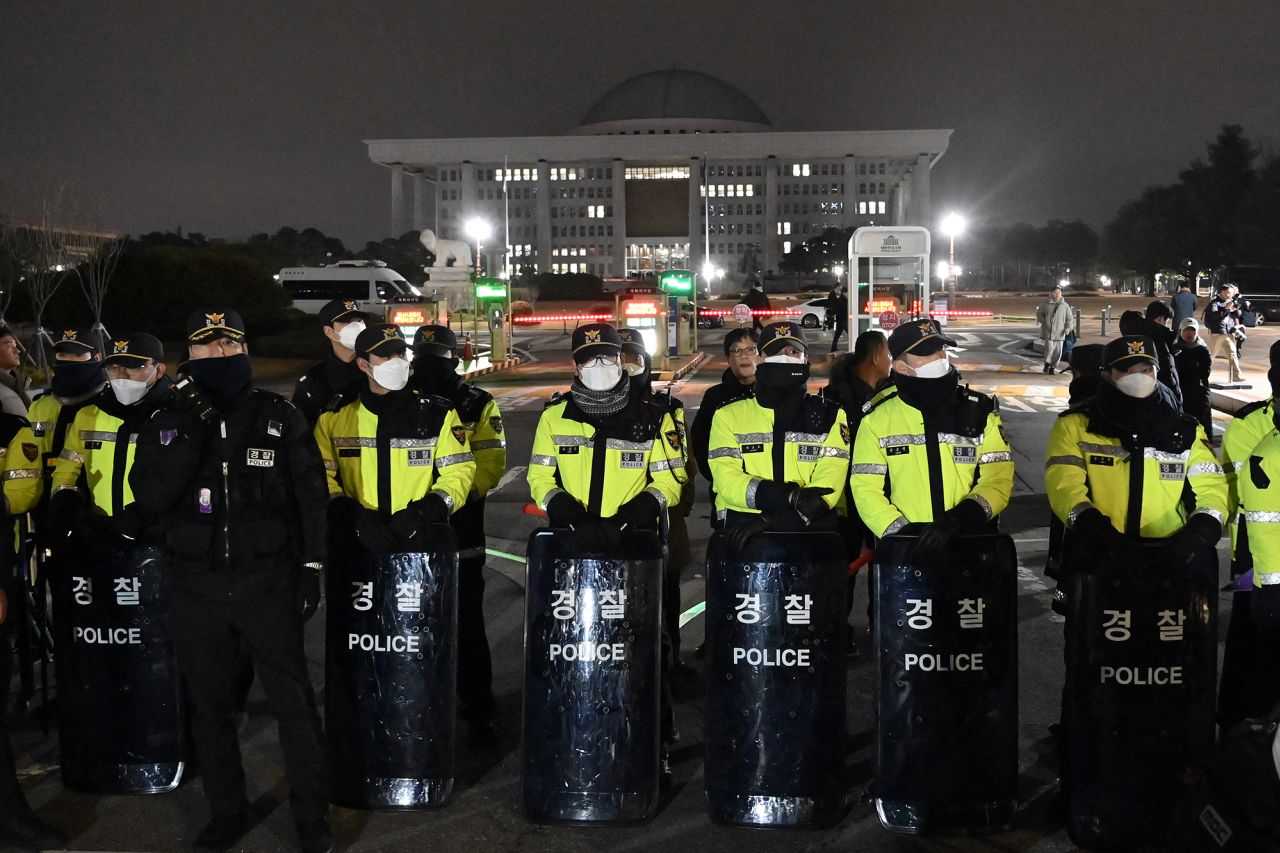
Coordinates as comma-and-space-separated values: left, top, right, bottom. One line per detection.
572, 518, 625, 553
724, 515, 769, 553
754, 481, 797, 514
1250, 584, 1280, 631
408, 492, 450, 525
1163, 513, 1223, 566
112, 503, 144, 542
170, 377, 218, 422
46, 489, 84, 542
794, 487, 834, 525
915, 499, 986, 563
355, 508, 400, 554
328, 496, 361, 533
1070, 507, 1134, 566
546, 491, 588, 529
615, 492, 660, 532
297, 567, 322, 622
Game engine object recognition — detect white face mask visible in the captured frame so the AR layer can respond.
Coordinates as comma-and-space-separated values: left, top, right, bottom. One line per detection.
579, 362, 622, 391
624, 361, 646, 377
110, 376, 152, 406
1115, 372, 1157, 398
910, 355, 951, 379
337, 320, 365, 350
764, 354, 805, 365
371, 357, 411, 391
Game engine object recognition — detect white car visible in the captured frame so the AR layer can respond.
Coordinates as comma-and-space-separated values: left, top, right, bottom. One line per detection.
795, 297, 832, 329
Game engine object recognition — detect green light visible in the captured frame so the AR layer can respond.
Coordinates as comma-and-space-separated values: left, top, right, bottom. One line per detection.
659, 269, 694, 295
474, 278, 507, 300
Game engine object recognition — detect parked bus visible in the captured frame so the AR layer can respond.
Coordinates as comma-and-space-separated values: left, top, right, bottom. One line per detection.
276, 260, 420, 315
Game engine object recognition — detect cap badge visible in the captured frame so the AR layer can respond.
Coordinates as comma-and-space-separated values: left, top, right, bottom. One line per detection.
1127, 340, 1145, 354
917, 321, 933, 332
205, 312, 224, 326
584, 329, 601, 343
775, 325, 792, 337
62, 330, 77, 341
113, 340, 129, 354
342, 300, 356, 311
421, 329, 434, 342
383, 327, 399, 340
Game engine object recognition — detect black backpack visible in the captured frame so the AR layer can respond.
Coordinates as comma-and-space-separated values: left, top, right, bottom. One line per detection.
1168, 706, 1280, 851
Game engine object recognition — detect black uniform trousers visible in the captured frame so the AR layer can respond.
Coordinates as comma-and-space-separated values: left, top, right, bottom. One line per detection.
172, 585, 326, 827
0, 625, 27, 817
452, 499, 494, 723
1218, 591, 1280, 730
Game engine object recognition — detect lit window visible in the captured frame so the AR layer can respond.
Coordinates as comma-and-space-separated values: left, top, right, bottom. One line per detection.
783, 241, 792, 254
878, 201, 887, 214
784, 222, 791, 235
858, 202, 868, 214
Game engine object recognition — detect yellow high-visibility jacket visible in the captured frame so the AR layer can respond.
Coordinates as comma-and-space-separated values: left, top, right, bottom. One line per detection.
707, 394, 848, 517
1221, 398, 1274, 555
1238, 426, 1280, 587
315, 391, 475, 514
1046, 406, 1227, 537
527, 393, 685, 518
850, 386, 1013, 537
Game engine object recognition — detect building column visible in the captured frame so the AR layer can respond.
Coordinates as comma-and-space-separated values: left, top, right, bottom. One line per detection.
412, 172, 428, 231
536, 160, 552, 273
460, 161, 477, 239
390, 164, 405, 237
841, 155, 856, 230
612, 159, 626, 277
687, 156, 702, 281
763, 155, 778, 275
904, 153, 931, 227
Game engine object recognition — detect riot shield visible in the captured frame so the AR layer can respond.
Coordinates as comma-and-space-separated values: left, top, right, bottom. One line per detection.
51, 540, 184, 793
703, 531, 848, 828
874, 533, 1018, 834
325, 524, 459, 809
1062, 540, 1218, 850
522, 528, 663, 824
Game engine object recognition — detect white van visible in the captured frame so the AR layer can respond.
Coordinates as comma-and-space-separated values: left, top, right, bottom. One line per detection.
276, 260, 421, 315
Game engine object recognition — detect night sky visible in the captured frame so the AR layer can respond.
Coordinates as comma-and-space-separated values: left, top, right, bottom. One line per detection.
4, 1, 1278, 249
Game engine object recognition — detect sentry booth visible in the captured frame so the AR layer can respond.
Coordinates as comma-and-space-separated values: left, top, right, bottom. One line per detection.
847, 226, 931, 339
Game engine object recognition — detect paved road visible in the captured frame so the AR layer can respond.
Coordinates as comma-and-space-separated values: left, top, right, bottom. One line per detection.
11, 322, 1239, 852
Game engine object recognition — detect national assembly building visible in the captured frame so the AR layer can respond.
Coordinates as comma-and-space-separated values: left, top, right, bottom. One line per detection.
365, 70, 951, 290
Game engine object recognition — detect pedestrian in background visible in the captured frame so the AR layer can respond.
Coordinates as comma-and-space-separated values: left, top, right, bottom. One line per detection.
1036, 286, 1074, 374
742, 278, 771, 333
1172, 280, 1197, 328
1172, 318, 1212, 436
827, 284, 849, 352
1204, 283, 1244, 384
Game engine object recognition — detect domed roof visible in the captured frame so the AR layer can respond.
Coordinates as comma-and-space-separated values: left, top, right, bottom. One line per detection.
577, 70, 771, 130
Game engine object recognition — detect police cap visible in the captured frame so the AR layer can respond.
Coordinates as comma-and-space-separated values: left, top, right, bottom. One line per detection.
758, 321, 808, 356
887, 318, 955, 360
318, 299, 367, 326
616, 327, 647, 359
571, 323, 622, 364
187, 308, 246, 344
413, 324, 457, 357
104, 333, 165, 364
355, 324, 407, 360
52, 327, 104, 357
1103, 335, 1158, 370
1068, 343, 1105, 374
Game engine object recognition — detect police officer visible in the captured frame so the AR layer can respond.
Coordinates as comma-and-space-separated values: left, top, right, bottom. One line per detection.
405, 323, 501, 743
1218, 340, 1280, 728
850, 319, 1013, 555
618, 326, 693, 667
128, 308, 331, 853
1044, 335, 1226, 568
29, 328, 107, 484
526, 322, 686, 776
292, 299, 369, 426
708, 321, 849, 551
1224, 411, 1280, 728
0, 412, 65, 851
47, 334, 172, 543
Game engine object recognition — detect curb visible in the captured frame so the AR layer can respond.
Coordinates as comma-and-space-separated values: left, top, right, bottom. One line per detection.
657, 351, 708, 382
462, 357, 521, 379
1210, 385, 1261, 416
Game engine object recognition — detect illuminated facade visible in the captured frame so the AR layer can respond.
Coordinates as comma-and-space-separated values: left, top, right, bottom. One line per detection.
366, 70, 951, 288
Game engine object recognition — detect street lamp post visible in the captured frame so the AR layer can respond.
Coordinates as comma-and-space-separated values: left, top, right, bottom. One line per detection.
940, 213, 966, 306
464, 217, 493, 343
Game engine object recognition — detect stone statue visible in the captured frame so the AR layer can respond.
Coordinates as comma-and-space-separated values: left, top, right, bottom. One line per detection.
419, 229, 472, 269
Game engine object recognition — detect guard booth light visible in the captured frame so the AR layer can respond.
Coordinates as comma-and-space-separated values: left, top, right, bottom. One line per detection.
658, 268, 694, 295
474, 278, 507, 300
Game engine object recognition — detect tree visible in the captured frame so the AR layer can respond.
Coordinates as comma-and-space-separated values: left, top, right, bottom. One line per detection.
73, 226, 125, 338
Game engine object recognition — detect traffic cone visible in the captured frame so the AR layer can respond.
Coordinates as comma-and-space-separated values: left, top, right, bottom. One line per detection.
462, 332, 474, 364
